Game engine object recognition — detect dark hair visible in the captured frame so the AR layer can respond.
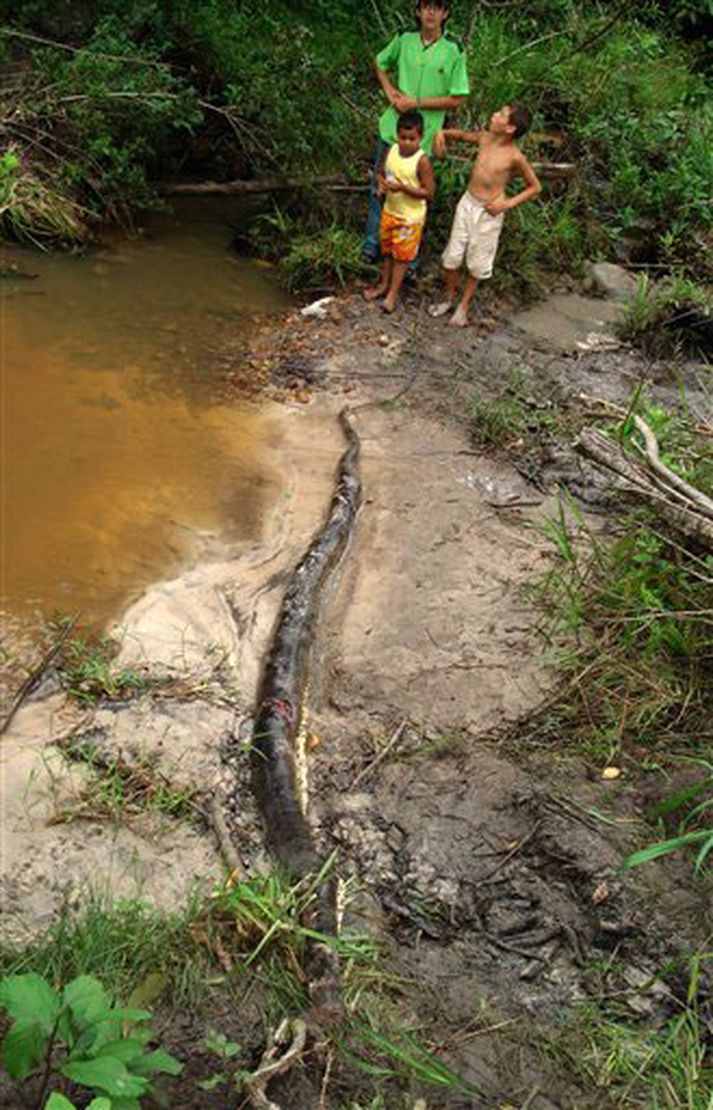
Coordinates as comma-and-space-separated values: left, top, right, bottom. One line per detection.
508, 102, 532, 139
415, 1, 449, 28
397, 110, 424, 135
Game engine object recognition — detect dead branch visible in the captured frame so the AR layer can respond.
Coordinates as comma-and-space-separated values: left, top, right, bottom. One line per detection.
575, 427, 713, 550
160, 174, 347, 196
632, 415, 713, 518
531, 161, 576, 178
0, 612, 79, 737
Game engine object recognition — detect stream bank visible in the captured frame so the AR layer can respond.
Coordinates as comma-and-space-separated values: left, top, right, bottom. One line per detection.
1, 281, 710, 1107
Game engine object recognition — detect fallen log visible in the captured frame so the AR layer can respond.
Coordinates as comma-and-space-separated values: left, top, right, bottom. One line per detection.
160, 174, 346, 196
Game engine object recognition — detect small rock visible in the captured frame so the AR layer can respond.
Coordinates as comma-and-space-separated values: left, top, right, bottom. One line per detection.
584, 260, 637, 302
602, 766, 622, 780
378, 334, 390, 347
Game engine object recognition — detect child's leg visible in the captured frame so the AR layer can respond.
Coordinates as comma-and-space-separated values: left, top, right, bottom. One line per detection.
383, 259, 408, 313
364, 256, 392, 300
429, 267, 460, 317
450, 273, 478, 327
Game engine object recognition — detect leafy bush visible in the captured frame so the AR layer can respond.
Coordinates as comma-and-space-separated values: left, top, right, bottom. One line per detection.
0, 971, 181, 1108
1, 0, 711, 296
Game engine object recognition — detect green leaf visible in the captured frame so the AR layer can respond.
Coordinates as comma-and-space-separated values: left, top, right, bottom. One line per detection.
198, 1072, 227, 1091
45, 1095, 78, 1110
134, 1047, 183, 1077
126, 972, 167, 1010
97, 1037, 146, 1064
2, 1018, 48, 1079
86, 1100, 112, 1110
91, 1008, 151, 1024
0, 973, 60, 1031
62, 976, 110, 1028
624, 829, 711, 868
61, 1055, 149, 1098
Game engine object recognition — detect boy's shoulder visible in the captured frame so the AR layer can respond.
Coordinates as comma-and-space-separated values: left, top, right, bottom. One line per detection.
443, 32, 466, 53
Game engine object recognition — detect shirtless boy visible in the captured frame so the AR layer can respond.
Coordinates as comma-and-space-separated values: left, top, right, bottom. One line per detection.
430, 103, 541, 326
364, 110, 435, 313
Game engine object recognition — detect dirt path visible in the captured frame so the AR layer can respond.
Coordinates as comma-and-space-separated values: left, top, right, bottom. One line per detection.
1, 287, 708, 1105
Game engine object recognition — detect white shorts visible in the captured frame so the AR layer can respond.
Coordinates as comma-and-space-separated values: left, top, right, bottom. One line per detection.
441, 191, 504, 279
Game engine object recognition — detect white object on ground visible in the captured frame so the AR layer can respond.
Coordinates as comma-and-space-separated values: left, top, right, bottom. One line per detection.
300, 296, 335, 319
575, 331, 624, 352
428, 301, 453, 318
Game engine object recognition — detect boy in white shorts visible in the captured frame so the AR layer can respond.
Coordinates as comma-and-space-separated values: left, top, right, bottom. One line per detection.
430, 103, 541, 326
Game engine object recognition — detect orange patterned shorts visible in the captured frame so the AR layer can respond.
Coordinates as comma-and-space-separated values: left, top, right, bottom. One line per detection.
381, 210, 424, 263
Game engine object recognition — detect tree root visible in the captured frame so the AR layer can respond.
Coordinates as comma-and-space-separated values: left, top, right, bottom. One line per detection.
243, 1017, 308, 1110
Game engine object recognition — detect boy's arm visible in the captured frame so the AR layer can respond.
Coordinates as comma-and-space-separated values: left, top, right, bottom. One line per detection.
379, 78, 465, 114
485, 153, 542, 216
443, 127, 483, 143
375, 62, 401, 108
375, 143, 389, 194
433, 126, 483, 158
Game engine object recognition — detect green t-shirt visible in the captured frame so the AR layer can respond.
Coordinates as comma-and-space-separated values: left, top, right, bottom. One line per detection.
376, 30, 470, 155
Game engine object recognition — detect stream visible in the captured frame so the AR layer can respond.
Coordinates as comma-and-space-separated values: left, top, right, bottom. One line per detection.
0, 199, 289, 637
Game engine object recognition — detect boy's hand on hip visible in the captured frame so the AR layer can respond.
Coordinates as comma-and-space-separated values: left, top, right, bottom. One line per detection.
485, 200, 509, 216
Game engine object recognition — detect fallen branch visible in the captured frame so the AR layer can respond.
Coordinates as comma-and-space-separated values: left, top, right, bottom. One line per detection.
575, 427, 713, 550
632, 415, 713, 519
350, 719, 407, 789
160, 174, 346, 196
0, 612, 79, 737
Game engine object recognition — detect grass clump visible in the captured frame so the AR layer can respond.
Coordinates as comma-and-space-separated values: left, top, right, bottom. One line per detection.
46, 617, 147, 704
620, 274, 713, 357
0, 896, 209, 1010
528, 392, 713, 761
0, 146, 86, 246
469, 372, 567, 449
541, 954, 712, 1109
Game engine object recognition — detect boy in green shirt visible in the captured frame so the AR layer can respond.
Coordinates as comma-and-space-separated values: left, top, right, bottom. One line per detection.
363, 0, 469, 264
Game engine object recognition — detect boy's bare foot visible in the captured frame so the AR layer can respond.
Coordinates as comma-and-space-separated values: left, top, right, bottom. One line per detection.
428, 300, 454, 318
450, 306, 469, 327
364, 284, 388, 301
382, 297, 397, 314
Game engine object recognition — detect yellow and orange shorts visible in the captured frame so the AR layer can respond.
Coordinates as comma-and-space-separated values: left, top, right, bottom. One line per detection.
380, 210, 424, 263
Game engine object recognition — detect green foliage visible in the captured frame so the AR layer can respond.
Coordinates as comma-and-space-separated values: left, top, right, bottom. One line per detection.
620, 274, 713, 356
46, 618, 146, 703
0, 144, 86, 245
625, 756, 713, 875
283, 226, 371, 291
0, 897, 206, 1010
0, 971, 181, 1108
543, 953, 713, 1108
530, 401, 713, 758
469, 372, 564, 447
3, 0, 711, 295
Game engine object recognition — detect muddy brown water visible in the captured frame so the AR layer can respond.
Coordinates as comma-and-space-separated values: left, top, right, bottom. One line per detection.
1, 199, 289, 635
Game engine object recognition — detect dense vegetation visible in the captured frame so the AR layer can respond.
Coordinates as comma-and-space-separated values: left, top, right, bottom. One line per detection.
1, 0, 711, 293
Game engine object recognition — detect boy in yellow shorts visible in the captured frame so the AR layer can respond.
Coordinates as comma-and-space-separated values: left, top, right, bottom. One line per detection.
364, 111, 435, 313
